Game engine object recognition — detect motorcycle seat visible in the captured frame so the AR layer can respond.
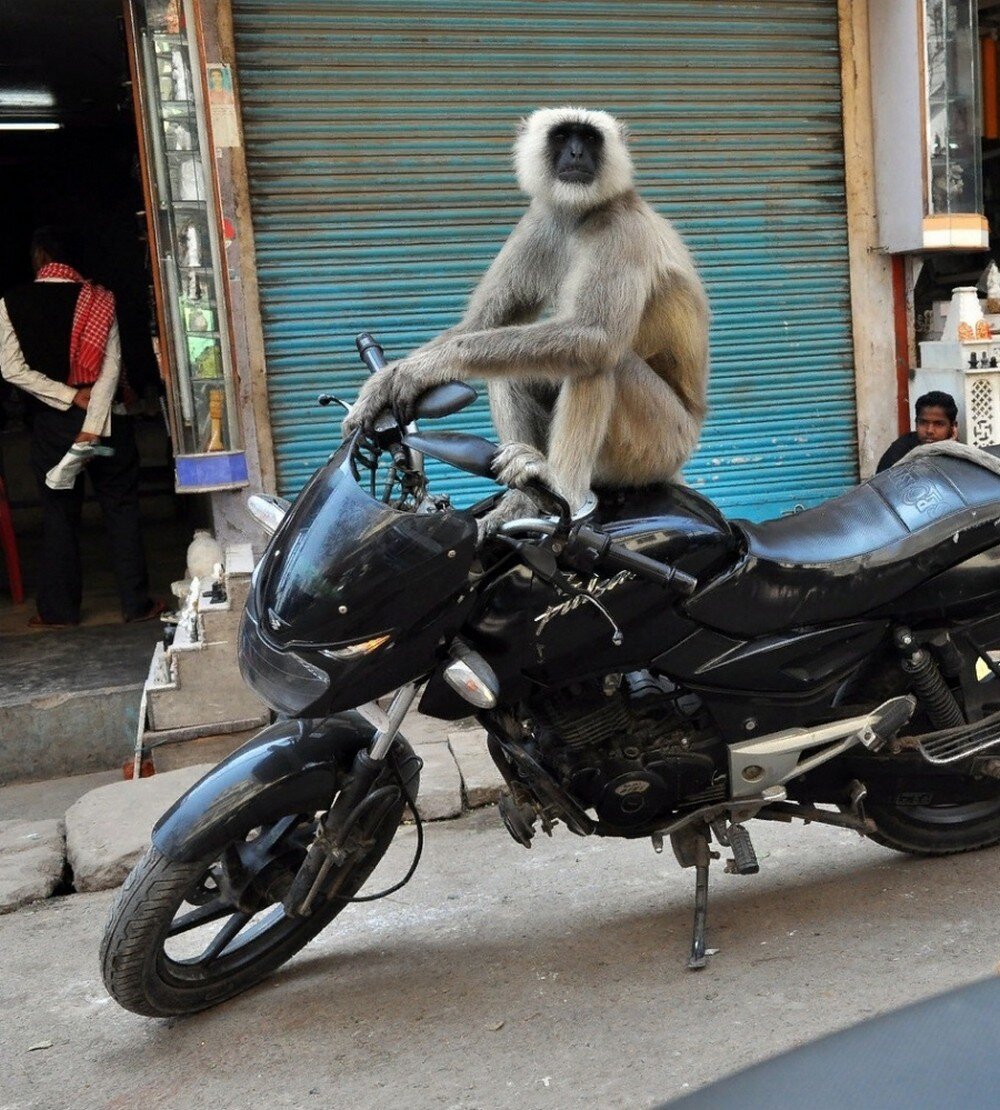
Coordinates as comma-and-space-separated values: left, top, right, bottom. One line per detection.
685, 453, 1000, 635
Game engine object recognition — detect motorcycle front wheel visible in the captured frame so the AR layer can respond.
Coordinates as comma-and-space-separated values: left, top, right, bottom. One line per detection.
100, 747, 418, 1017
867, 796, 1000, 856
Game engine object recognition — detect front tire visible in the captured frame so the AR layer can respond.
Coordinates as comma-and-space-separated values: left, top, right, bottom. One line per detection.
868, 797, 1000, 856
101, 745, 418, 1017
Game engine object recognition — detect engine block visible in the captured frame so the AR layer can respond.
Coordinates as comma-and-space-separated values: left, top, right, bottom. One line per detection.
532, 673, 725, 829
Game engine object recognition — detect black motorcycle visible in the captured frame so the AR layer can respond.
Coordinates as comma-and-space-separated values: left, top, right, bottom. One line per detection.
101, 334, 1000, 1016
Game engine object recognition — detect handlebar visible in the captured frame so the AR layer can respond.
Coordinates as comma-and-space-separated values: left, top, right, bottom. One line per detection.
571, 524, 698, 596
355, 333, 405, 444
356, 333, 388, 375
500, 518, 698, 596
353, 331, 696, 598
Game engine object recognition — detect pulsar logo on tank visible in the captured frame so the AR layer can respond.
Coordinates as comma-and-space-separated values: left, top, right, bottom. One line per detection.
534, 570, 635, 636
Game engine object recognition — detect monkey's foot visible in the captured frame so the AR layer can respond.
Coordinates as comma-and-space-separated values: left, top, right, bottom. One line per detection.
476, 490, 540, 541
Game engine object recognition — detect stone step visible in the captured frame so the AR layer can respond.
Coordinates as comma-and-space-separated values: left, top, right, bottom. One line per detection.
0, 623, 161, 784
143, 542, 261, 734
145, 637, 266, 732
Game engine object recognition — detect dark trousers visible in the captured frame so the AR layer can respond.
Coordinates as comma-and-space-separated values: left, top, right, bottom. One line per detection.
29, 405, 152, 623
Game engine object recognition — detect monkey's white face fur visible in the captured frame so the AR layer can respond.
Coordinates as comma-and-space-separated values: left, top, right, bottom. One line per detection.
514, 106, 634, 210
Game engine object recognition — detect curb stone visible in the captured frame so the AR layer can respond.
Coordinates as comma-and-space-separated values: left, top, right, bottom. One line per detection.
3, 719, 500, 910
411, 742, 463, 821
64, 764, 215, 893
0, 818, 65, 914
448, 731, 504, 808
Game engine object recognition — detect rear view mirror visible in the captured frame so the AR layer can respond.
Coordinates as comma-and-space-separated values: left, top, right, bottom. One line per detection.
402, 430, 497, 478
248, 494, 291, 536
413, 382, 478, 420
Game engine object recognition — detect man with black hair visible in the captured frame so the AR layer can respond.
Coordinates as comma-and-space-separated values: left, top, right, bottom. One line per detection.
876, 390, 959, 473
0, 226, 161, 627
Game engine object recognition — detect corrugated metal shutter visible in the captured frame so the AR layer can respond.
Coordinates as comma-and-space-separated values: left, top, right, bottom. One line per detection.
232, 0, 856, 520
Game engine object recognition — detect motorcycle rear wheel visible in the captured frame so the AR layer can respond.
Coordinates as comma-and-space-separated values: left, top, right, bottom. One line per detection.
867, 797, 1000, 856
100, 752, 417, 1017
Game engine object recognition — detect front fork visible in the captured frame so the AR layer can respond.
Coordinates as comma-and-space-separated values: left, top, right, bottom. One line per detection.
283, 683, 418, 916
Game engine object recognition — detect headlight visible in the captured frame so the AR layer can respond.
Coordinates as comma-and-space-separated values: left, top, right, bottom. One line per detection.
239, 610, 331, 716
320, 634, 392, 660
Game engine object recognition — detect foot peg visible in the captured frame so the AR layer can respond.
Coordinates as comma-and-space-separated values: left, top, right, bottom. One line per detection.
724, 823, 759, 875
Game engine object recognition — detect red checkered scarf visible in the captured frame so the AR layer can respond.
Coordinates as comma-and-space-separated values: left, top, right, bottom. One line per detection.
36, 262, 116, 385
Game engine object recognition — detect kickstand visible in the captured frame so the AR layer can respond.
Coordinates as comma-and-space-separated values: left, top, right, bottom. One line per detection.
688, 832, 713, 970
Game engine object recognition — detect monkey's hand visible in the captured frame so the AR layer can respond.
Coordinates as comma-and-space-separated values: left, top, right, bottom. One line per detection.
387, 351, 454, 425
342, 367, 396, 437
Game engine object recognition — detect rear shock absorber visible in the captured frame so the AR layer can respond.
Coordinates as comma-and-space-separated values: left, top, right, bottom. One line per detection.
894, 626, 965, 729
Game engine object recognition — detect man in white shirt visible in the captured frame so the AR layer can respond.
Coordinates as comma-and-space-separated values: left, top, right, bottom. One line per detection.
0, 227, 160, 627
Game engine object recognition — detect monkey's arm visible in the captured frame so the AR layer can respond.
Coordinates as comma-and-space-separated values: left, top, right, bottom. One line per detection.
345, 216, 549, 432
401, 238, 649, 389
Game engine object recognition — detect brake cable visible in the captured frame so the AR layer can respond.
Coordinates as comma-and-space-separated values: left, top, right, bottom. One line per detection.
347, 751, 425, 903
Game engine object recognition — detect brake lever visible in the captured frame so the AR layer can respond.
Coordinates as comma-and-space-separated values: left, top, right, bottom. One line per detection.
523, 479, 572, 531
500, 536, 624, 647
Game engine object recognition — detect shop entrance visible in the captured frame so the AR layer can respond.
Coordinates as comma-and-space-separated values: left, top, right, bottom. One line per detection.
0, 0, 192, 636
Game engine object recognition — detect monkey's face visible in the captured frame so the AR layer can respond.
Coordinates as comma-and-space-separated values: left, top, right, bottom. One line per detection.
515, 106, 634, 210
548, 122, 604, 187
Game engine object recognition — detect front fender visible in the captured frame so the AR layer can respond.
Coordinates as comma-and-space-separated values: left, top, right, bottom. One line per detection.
152, 713, 379, 862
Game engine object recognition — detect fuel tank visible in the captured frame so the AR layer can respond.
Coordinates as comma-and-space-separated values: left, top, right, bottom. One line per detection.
467, 483, 738, 698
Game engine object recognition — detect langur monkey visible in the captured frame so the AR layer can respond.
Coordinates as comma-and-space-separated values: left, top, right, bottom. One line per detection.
346, 106, 710, 526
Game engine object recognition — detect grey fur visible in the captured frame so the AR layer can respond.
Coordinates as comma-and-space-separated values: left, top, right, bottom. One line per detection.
346, 106, 710, 522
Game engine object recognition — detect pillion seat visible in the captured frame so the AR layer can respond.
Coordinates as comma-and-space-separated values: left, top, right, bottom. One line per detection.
684, 453, 1000, 636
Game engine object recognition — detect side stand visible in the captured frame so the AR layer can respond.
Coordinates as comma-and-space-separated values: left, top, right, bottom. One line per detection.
670, 823, 718, 970
688, 832, 712, 970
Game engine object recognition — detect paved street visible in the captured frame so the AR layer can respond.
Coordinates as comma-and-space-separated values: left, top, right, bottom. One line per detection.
2, 808, 998, 1110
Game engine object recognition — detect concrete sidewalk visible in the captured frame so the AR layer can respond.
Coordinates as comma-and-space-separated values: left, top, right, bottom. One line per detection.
0, 712, 503, 911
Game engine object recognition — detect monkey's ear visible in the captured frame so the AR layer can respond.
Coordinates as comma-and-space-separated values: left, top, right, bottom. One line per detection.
616, 119, 631, 145
515, 116, 531, 138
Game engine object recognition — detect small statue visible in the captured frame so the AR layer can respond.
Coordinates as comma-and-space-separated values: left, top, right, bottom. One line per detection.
180, 222, 201, 268
985, 261, 1000, 315
170, 49, 189, 101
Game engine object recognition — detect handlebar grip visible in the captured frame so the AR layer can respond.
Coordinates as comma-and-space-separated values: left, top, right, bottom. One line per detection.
576, 526, 698, 596
356, 333, 388, 375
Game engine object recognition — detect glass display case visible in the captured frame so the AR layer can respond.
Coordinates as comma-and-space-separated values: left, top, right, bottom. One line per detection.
128, 0, 247, 490
921, 0, 988, 247
869, 0, 989, 252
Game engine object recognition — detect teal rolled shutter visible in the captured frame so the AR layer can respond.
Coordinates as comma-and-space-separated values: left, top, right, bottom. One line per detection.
232, 0, 855, 520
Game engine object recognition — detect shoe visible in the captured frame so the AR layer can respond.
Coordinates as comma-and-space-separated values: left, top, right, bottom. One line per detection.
28, 614, 79, 629
125, 599, 168, 623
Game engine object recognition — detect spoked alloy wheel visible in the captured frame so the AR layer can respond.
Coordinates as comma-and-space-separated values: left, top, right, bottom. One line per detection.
101, 777, 413, 1016
868, 796, 1000, 856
